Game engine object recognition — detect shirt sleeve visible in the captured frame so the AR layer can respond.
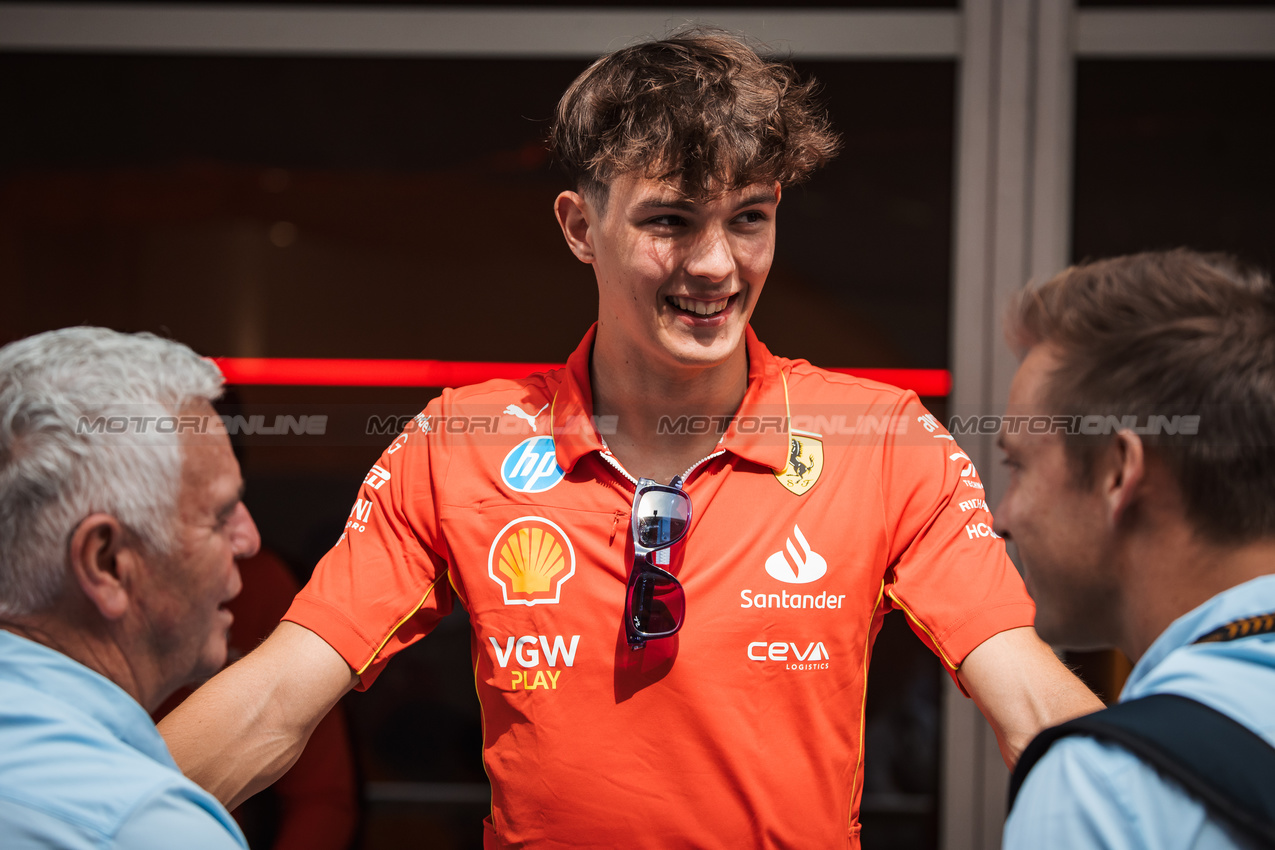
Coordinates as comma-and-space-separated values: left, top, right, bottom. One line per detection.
285, 400, 455, 689
878, 393, 1036, 680
114, 782, 248, 849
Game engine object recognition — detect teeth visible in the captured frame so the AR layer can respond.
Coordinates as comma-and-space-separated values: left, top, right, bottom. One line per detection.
670, 295, 730, 316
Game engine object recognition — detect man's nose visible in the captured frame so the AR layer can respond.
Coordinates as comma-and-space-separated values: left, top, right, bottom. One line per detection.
685, 227, 734, 282
992, 498, 1012, 541
231, 503, 262, 560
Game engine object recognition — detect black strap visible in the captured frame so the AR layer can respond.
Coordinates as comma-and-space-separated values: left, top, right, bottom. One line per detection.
1196, 612, 1275, 644
1009, 693, 1275, 847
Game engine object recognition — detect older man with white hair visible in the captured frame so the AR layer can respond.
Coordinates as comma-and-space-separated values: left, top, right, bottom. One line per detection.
0, 327, 260, 849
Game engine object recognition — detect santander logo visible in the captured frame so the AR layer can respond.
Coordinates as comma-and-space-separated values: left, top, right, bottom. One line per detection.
764, 525, 828, 584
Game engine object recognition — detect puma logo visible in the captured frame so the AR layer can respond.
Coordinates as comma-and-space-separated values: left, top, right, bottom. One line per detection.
504, 403, 549, 432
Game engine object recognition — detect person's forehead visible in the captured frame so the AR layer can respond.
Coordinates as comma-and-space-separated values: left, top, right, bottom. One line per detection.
1008, 344, 1060, 410
1001, 344, 1064, 451
609, 172, 775, 208
178, 405, 241, 502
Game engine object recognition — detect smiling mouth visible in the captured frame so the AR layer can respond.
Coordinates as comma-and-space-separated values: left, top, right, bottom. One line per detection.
668, 295, 732, 316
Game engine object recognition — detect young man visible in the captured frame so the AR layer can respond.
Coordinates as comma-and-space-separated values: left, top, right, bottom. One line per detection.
162, 29, 1099, 847
0, 327, 260, 849
997, 250, 1275, 848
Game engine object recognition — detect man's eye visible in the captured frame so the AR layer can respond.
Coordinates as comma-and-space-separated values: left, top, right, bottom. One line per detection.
214, 503, 240, 530
735, 210, 766, 224
647, 215, 686, 227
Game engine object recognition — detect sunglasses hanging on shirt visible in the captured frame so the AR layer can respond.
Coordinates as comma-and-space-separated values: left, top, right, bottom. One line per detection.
625, 477, 691, 651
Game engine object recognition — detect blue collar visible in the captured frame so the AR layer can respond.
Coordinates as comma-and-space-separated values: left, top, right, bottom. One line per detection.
1123, 573, 1275, 699
0, 629, 176, 768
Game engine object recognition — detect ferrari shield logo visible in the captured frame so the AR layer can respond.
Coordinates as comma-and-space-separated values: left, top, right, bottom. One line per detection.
775, 433, 823, 496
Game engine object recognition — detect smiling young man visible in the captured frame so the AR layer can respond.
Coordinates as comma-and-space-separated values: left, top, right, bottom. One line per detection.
161, 29, 1100, 848
997, 250, 1275, 849
555, 172, 782, 483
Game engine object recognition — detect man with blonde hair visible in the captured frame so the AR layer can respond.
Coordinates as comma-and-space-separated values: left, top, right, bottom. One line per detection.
998, 249, 1275, 848
0, 327, 260, 849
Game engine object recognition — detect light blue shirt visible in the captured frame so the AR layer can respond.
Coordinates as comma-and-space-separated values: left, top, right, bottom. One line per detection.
0, 630, 247, 849
1004, 574, 1275, 849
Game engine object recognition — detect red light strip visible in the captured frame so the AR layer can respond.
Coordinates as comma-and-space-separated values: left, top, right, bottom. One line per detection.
830, 368, 950, 397
214, 358, 951, 397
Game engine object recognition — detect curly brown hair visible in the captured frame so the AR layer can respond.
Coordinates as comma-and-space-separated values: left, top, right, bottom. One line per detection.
1008, 249, 1275, 544
549, 27, 841, 204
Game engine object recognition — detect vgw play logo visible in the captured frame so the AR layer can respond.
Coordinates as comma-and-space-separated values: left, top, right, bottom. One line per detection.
501, 436, 566, 493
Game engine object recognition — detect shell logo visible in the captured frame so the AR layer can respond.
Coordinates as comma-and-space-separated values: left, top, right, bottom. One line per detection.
487, 517, 576, 606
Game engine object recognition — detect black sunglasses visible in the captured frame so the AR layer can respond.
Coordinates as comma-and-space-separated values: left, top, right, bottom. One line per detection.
625, 476, 691, 651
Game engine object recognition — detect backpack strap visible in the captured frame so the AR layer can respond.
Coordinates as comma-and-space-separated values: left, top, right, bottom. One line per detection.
1008, 693, 1275, 847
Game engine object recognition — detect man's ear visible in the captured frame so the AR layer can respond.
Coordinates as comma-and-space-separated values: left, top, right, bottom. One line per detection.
554, 190, 595, 263
1100, 430, 1146, 526
67, 514, 136, 621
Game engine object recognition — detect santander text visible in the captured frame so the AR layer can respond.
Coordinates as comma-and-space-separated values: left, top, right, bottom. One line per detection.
740, 589, 846, 610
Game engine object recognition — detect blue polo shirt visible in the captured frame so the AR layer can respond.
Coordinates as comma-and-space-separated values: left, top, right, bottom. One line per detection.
0, 630, 247, 849
1004, 574, 1275, 849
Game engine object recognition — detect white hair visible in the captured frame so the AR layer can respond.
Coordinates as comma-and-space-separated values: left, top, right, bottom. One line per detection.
0, 327, 223, 617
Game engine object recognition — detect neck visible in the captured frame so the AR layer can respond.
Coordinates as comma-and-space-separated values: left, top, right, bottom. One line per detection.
590, 335, 750, 484
1116, 527, 1275, 662
1, 606, 159, 711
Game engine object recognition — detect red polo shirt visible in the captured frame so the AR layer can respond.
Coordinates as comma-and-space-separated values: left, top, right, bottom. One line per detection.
286, 325, 1034, 849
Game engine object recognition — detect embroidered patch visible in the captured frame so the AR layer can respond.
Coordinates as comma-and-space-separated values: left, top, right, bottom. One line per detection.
774, 432, 823, 496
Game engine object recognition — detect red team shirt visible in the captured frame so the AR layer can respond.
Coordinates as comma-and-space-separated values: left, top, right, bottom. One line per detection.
286, 325, 1034, 849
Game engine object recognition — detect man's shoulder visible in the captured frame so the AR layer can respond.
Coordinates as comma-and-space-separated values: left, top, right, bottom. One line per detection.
774, 356, 916, 405
1008, 669, 1275, 850
372, 368, 566, 450
1008, 734, 1215, 849
0, 779, 243, 850
0, 684, 240, 848
415, 367, 567, 422
1021, 733, 1152, 796
1133, 630, 1275, 746
439, 364, 566, 403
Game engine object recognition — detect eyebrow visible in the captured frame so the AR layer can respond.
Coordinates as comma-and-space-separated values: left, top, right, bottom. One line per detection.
734, 191, 779, 210
634, 196, 696, 213
633, 190, 778, 215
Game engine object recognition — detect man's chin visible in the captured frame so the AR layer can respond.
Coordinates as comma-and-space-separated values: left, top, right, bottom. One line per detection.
187, 642, 231, 686
665, 329, 746, 369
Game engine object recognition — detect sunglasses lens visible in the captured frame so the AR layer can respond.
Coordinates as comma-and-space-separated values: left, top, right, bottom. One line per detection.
635, 490, 690, 549
628, 569, 685, 637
